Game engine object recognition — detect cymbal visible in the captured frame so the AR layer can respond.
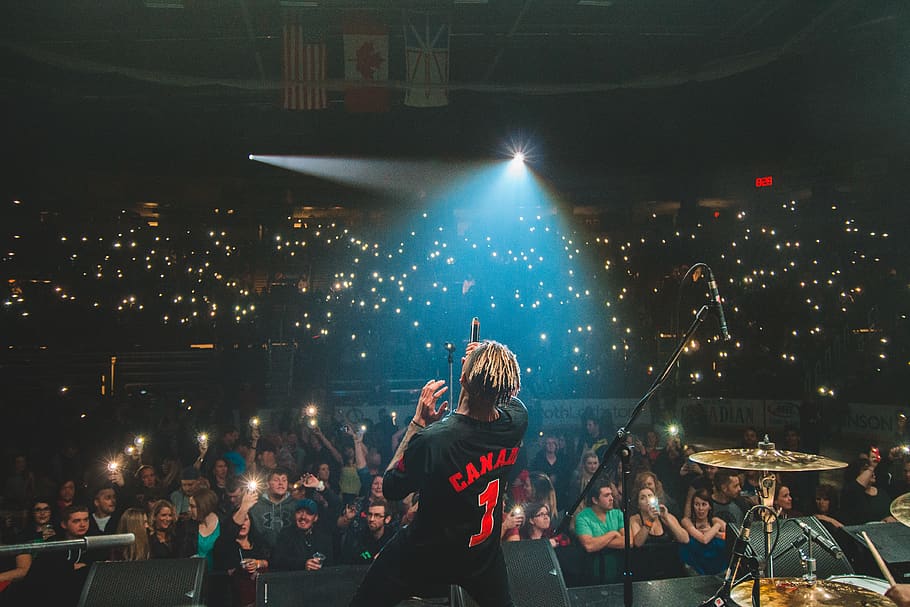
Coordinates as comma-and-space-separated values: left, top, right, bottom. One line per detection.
891, 492, 910, 527
730, 578, 895, 607
689, 448, 847, 472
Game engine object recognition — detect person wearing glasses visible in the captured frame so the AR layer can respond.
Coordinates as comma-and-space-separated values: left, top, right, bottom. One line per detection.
22, 498, 57, 543
508, 502, 569, 548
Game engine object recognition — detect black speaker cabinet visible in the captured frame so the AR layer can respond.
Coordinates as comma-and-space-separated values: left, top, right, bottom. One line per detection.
451, 539, 571, 607
257, 565, 368, 606
256, 566, 444, 607
730, 516, 853, 579
843, 522, 910, 582
78, 558, 206, 607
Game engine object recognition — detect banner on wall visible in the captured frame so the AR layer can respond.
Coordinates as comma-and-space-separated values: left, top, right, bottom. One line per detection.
679, 398, 801, 432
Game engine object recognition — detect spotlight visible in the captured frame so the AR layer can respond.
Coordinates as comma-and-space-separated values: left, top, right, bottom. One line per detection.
512, 152, 525, 163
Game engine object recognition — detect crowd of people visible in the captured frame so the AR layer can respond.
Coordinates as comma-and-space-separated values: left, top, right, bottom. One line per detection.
1, 407, 909, 606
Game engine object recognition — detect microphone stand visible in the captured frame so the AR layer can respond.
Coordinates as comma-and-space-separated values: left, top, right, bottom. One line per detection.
620, 445, 633, 607
444, 342, 456, 417
0, 533, 136, 555
557, 305, 711, 607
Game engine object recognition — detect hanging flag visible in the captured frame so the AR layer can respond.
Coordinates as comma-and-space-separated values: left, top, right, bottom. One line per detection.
404, 12, 450, 108
343, 12, 389, 113
283, 19, 327, 111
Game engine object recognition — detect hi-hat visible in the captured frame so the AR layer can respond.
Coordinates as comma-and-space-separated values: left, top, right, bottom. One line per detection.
690, 447, 847, 472
730, 578, 895, 607
891, 492, 910, 527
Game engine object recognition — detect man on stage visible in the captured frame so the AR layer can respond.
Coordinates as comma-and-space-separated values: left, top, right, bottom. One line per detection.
350, 339, 528, 607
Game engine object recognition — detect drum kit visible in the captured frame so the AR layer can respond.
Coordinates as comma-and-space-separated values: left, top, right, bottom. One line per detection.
690, 439, 910, 607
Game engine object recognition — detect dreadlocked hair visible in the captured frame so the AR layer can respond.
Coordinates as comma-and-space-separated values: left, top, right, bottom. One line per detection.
463, 340, 521, 405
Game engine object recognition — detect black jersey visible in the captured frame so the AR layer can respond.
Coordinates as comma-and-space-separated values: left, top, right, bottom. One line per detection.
383, 397, 528, 571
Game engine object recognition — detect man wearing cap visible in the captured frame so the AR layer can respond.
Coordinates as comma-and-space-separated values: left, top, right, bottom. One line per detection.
271, 498, 333, 571
170, 466, 201, 520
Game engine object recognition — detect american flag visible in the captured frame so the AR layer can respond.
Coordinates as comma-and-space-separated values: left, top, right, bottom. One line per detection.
283, 23, 327, 111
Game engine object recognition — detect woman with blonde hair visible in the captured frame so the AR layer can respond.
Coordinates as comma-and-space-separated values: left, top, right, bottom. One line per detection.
114, 508, 151, 561
149, 499, 177, 558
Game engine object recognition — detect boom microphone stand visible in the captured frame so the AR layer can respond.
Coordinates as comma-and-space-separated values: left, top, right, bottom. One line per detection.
557, 304, 712, 607
444, 342, 456, 416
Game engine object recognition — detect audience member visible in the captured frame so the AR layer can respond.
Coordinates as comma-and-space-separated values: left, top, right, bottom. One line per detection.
187, 488, 222, 569
633, 471, 679, 517
248, 468, 295, 552
55, 479, 78, 520
644, 430, 661, 466
840, 455, 892, 525
21, 497, 57, 543
652, 435, 686, 507
574, 483, 624, 584
132, 465, 167, 507
87, 485, 121, 535
271, 499, 333, 571
207, 458, 232, 507
741, 427, 759, 449
170, 467, 201, 520
113, 508, 151, 561
529, 471, 560, 525
3, 454, 35, 509
212, 488, 262, 607
530, 435, 571, 504
889, 458, 910, 497
711, 470, 749, 526
0, 548, 31, 604
773, 482, 802, 519
568, 451, 600, 523
340, 499, 394, 564
44, 504, 96, 605
511, 502, 569, 548
629, 487, 689, 580
149, 499, 178, 558
680, 488, 726, 575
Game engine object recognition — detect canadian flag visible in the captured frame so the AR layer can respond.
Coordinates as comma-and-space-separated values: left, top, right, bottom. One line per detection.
343, 12, 390, 112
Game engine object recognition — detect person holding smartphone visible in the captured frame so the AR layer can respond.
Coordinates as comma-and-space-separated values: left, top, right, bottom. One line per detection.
349, 338, 528, 607
840, 449, 893, 525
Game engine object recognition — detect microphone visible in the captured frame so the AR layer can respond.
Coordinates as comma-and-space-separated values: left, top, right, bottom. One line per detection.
470, 317, 480, 343
793, 519, 844, 559
705, 266, 731, 341
699, 514, 753, 607
84, 533, 137, 551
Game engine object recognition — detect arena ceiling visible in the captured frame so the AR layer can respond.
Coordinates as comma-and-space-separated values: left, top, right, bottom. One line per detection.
1, 0, 907, 208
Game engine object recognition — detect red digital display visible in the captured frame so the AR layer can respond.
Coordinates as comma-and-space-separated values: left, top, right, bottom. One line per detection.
755, 176, 773, 188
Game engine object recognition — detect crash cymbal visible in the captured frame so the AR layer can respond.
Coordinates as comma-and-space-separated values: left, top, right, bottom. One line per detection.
891, 492, 910, 527
730, 578, 895, 607
689, 448, 847, 472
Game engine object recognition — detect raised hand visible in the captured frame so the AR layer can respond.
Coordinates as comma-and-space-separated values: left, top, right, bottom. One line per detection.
412, 379, 449, 427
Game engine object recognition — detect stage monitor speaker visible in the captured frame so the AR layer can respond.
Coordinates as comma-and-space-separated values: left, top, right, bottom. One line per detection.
843, 522, 910, 582
450, 539, 571, 607
78, 558, 206, 607
256, 566, 445, 606
731, 516, 853, 579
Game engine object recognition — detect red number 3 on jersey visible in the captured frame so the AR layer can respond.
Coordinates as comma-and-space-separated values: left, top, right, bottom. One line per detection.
469, 478, 500, 547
